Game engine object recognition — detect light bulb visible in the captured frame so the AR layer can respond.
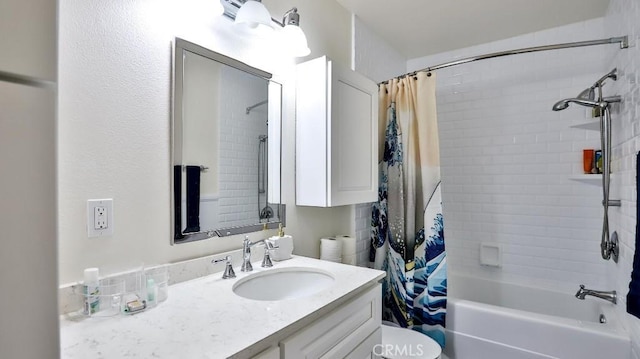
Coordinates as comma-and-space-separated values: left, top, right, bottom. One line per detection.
280, 24, 310, 57
235, 0, 273, 31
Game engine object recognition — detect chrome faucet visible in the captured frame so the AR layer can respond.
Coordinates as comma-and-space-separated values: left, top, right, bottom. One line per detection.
241, 236, 278, 272
575, 284, 617, 304
212, 255, 236, 279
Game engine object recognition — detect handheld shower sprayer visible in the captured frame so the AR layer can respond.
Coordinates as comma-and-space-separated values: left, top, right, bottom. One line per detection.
551, 68, 621, 262
551, 96, 620, 112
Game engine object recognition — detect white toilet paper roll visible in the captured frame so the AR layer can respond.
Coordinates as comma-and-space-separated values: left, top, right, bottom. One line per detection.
334, 235, 357, 265
320, 237, 343, 262
335, 235, 357, 257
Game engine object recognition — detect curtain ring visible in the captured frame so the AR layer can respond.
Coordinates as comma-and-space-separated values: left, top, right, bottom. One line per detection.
427, 72, 432, 77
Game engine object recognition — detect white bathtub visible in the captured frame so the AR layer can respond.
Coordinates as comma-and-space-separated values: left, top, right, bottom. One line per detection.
444, 274, 631, 359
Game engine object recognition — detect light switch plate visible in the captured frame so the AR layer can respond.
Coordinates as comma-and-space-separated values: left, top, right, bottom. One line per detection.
87, 199, 114, 237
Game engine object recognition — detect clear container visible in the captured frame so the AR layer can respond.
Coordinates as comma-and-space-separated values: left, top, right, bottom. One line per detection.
74, 278, 126, 317
145, 266, 169, 304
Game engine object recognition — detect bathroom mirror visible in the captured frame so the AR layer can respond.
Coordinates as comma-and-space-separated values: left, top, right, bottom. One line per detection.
172, 38, 283, 244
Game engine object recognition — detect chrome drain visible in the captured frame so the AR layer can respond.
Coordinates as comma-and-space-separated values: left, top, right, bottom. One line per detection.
599, 314, 607, 324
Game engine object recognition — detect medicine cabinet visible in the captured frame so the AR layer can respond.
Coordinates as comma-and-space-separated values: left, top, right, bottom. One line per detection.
296, 56, 378, 207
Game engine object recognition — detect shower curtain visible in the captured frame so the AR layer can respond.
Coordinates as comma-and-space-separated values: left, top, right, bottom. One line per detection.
370, 72, 447, 346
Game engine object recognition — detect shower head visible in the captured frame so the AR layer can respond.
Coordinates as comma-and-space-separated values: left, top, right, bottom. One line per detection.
552, 69, 620, 112
552, 98, 600, 111
577, 86, 596, 101
575, 69, 617, 102
552, 99, 570, 111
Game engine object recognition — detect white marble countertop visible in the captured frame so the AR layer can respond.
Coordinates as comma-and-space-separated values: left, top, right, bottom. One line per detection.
60, 256, 385, 359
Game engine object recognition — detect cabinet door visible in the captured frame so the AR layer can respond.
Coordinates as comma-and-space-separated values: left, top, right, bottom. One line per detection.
296, 56, 378, 207
251, 345, 280, 359
280, 284, 381, 358
320, 327, 381, 359
0, 81, 58, 359
328, 62, 378, 206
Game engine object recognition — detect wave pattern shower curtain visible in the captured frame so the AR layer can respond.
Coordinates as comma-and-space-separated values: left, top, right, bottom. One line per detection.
370, 72, 447, 346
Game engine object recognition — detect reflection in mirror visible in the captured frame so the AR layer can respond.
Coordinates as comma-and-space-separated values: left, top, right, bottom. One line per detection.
172, 38, 283, 244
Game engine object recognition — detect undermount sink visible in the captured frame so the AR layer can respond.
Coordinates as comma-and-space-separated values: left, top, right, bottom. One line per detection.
232, 267, 335, 301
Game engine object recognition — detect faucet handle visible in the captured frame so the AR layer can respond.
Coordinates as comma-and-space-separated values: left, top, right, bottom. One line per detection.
212, 255, 236, 279
262, 249, 273, 268
260, 240, 279, 268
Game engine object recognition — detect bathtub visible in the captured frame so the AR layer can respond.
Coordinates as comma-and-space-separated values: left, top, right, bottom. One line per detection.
444, 274, 631, 359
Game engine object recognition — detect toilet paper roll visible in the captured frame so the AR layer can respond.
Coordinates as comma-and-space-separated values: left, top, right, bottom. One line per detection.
320, 237, 343, 262
335, 235, 357, 257
334, 235, 357, 265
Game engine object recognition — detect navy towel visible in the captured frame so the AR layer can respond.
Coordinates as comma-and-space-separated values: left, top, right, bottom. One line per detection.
184, 165, 201, 233
627, 152, 640, 318
173, 166, 184, 240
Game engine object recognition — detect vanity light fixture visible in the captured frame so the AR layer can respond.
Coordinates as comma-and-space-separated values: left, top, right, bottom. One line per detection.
234, 0, 273, 31
220, 0, 311, 57
280, 8, 310, 57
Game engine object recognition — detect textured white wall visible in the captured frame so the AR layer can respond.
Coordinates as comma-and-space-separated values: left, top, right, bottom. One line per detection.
408, 18, 616, 291
604, 0, 640, 356
58, 0, 354, 284
352, 15, 407, 83
352, 15, 406, 266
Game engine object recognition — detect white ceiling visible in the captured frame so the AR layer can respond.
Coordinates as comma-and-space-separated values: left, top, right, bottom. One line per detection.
335, 0, 611, 59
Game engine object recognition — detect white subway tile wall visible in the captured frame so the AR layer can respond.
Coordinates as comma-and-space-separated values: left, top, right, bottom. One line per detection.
606, 0, 640, 356
218, 66, 269, 228
407, 18, 615, 292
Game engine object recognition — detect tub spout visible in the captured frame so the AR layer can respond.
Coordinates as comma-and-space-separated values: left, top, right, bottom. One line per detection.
575, 284, 617, 304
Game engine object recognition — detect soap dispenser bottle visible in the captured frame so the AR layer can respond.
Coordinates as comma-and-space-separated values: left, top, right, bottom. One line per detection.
269, 224, 293, 261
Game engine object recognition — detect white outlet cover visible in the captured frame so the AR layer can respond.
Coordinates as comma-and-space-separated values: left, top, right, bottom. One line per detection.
87, 199, 114, 237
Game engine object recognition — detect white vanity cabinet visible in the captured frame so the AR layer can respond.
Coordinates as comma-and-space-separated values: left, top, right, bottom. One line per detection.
279, 284, 382, 359
296, 56, 378, 207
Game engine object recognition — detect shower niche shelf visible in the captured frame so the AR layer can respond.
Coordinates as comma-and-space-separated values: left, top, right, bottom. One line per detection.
570, 120, 600, 131
569, 174, 611, 185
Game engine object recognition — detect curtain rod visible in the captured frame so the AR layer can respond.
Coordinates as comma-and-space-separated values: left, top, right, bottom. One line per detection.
379, 36, 629, 86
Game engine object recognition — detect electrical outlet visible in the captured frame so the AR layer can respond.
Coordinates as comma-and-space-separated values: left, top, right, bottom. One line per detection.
87, 199, 114, 237
94, 206, 107, 229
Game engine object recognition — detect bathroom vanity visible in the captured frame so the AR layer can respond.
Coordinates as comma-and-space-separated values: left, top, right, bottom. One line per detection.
60, 256, 385, 358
